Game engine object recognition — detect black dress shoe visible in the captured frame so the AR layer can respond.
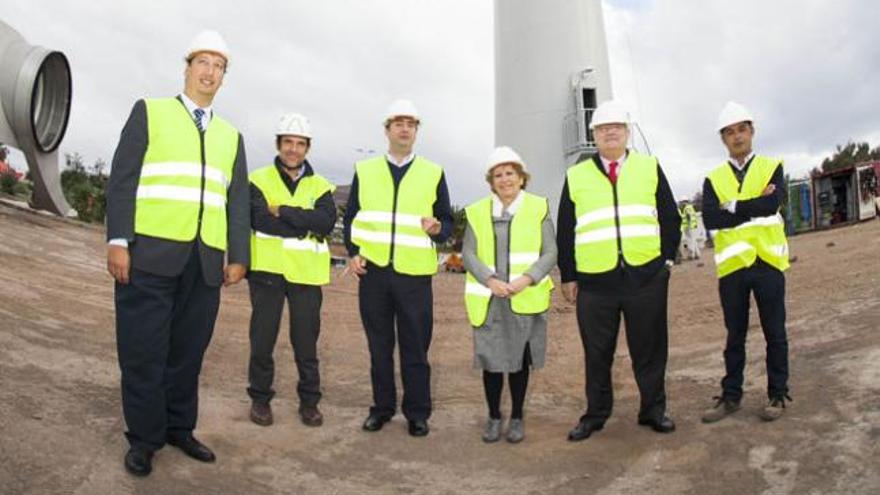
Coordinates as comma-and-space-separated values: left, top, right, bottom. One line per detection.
567, 417, 605, 442
362, 414, 392, 432
407, 420, 429, 437
638, 415, 676, 433
124, 448, 153, 477
167, 435, 216, 462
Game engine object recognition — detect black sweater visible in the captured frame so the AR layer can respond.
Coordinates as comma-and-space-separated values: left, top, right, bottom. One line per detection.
342, 156, 453, 257
249, 158, 336, 282
556, 153, 681, 290
701, 156, 785, 231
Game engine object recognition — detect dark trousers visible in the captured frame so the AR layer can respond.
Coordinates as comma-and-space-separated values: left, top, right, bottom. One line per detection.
247, 277, 322, 408
115, 248, 220, 451
576, 268, 670, 423
718, 262, 789, 401
359, 264, 433, 421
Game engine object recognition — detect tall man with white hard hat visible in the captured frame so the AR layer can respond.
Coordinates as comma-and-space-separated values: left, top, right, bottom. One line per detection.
701, 102, 791, 423
342, 99, 454, 437
246, 113, 336, 428
106, 30, 250, 476
556, 100, 681, 441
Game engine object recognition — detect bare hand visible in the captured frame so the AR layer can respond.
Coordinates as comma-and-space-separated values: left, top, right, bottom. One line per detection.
347, 255, 367, 279
508, 275, 533, 295
107, 245, 131, 284
421, 216, 441, 235
487, 277, 511, 298
562, 281, 578, 303
224, 263, 247, 286
267, 205, 280, 217
762, 184, 776, 196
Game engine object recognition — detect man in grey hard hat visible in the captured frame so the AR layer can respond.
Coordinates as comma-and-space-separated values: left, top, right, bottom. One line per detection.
700, 101, 791, 424
246, 113, 336, 428
106, 30, 249, 477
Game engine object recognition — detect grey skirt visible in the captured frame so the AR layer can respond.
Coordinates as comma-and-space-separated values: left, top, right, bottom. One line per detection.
472, 297, 547, 373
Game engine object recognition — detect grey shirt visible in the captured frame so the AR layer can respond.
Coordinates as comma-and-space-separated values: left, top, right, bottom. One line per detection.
463, 215, 557, 286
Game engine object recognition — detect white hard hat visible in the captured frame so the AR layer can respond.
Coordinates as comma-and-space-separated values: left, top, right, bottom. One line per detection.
276, 113, 312, 139
486, 146, 526, 174
717, 101, 753, 131
384, 99, 420, 125
589, 100, 630, 129
185, 30, 230, 65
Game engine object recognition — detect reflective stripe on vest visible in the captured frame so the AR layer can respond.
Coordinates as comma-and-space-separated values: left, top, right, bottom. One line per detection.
707, 156, 789, 278
135, 98, 239, 251
350, 156, 442, 275
463, 192, 554, 327
249, 165, 336, 285
567, 152, 661, 273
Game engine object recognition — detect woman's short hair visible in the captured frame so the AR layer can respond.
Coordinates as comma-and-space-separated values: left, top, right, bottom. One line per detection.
485, 162, 530, 190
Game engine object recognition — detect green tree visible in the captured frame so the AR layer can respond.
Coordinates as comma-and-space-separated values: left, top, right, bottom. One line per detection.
61, 152, 107, 223
816, 141, 880, 175
449, 204, 467, 251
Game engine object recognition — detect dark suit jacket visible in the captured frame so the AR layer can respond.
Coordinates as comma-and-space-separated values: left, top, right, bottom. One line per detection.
105, 97, 250, 287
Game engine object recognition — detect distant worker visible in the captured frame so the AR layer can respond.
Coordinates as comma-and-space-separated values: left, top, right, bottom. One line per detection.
105, 30, 250, 477
462, 146, 557, 444
679, 198, 701, 260
557, 100, 681, 441
342, 99, 453, 437
246, 113, 336, 428
701, 101, 791, 423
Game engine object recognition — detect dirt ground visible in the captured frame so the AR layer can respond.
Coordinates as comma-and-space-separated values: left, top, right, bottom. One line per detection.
0, 200, 878, 495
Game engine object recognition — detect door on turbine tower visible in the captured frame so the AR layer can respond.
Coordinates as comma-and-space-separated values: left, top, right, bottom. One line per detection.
563, 79, 598, 162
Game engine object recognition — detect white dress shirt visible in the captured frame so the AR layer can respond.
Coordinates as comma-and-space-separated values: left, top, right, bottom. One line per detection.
386, 151, 415, 167
599, 153, 627, 175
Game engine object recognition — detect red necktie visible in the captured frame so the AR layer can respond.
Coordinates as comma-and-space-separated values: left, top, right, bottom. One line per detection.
608, 161, 619, 184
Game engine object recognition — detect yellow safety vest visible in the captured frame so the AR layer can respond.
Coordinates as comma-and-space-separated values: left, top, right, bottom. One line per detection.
249, 165, 335, 286
681, 204, 698, 231
464, 192, 554, 327
350, 156, 443, 276
135, 97, 239, 251
567, 152, 661, 274
707, 156, 789, 278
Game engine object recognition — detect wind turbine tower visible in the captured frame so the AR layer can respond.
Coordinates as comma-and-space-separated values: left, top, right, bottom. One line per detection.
495, 0, 613, 213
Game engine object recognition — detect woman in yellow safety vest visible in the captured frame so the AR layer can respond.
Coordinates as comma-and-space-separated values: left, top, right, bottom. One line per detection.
462, 146, 557, 444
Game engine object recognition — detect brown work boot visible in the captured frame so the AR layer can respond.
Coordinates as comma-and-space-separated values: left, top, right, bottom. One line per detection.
250, 401, 273, 426
759, 395, 791, 422
299, 405, 324, 427
701, 396, 741, 423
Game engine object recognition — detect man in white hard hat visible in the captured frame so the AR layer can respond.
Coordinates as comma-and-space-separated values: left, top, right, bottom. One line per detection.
700, 102, 791, 424
342, 99, 453, 437
245, 113, 336, 428
556, 100, 681, 441
106, 30, 249, 476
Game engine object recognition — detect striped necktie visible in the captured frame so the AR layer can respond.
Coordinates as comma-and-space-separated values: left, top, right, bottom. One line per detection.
193, 108, 205, 132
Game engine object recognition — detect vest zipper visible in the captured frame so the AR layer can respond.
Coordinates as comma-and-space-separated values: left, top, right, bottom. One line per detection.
389, 170, 400, 265
197, 125, 207, 241
611, 173, 624, 269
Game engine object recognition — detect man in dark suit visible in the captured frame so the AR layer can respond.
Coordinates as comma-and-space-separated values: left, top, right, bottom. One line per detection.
105, 30, 249, 477
557, 100, 681, 441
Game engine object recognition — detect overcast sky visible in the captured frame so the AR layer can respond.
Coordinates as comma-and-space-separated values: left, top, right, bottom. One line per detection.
3, 0, 879, 204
